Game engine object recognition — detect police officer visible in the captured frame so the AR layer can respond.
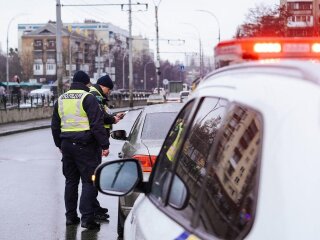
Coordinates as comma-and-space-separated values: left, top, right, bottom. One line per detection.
89, 75, 122, 220
89, 75, 124, 220
51, 70, 109, 230
89, 74, 124, 136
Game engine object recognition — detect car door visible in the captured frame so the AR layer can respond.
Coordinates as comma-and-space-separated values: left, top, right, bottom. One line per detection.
125, 97, 264, 240
125, 97, 228, 239
118, 110, 143, 158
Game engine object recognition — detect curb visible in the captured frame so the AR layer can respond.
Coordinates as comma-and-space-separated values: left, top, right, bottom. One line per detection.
0, 124, 51, 137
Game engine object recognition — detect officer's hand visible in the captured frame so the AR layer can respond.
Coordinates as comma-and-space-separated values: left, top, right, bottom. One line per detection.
102, 149, 109, 157
116, 112, 125, 119
114, 116, 121, 124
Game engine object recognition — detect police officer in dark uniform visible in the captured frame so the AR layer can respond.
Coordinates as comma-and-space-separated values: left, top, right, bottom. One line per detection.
51, 70, 110, 230
89, 75, 124, 136
89, 75, 124, 220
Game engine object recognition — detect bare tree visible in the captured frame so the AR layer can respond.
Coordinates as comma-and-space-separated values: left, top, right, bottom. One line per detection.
235, 4, 291, 38
20, 50, 33, 81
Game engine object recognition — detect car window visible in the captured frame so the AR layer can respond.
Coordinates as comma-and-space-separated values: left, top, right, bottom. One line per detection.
141, 112, 178, 140
127, 111, 143, 142
194, 104, 263, 239
150, 98, 263, 239
151, 101, 195, 199
113, 109, 142, 133
151, 97, 229, 229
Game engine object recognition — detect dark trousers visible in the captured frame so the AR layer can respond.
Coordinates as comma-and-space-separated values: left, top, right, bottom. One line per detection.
61, 140, 100, 223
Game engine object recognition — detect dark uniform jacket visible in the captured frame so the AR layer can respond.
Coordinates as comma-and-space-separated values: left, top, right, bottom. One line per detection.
90, 84, 115, 125
51, 82, 110, 150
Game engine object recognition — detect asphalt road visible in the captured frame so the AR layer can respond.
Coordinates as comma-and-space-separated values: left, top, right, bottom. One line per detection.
0, 128, 121, 240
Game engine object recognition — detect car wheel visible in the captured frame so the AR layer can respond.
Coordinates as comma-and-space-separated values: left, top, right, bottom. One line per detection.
117, 198, 125, 238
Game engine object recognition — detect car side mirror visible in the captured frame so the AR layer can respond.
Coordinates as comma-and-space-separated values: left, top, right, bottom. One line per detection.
161, 171, 189, 210
94, 159, 143, 196
111, 130, 127, 140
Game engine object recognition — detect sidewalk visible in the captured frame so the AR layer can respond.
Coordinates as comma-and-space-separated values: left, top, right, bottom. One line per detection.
0, 118, 51, 136
0, 106, 139, 137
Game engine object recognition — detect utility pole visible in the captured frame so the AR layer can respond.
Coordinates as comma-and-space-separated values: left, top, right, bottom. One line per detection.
97, 39, 102, 79
128, 0, 134, 107
56, 0, 63, 96
69, 32, 72, 81
155, 5, 161, 94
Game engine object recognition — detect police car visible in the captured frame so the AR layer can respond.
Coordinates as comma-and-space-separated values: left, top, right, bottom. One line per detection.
94, 60, 320, 239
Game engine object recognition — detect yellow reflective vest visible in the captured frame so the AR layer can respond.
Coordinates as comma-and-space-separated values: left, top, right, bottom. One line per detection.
58, 90, 90, 132
166, 122, 184, 161
89, 86, 112, 129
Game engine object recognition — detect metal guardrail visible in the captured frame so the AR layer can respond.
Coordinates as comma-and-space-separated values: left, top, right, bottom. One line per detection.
0, 94, 55, 110
0, 92, 152, 110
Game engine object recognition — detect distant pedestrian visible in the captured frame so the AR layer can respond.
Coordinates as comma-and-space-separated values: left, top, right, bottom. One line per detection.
51, 70, 110, 230
0, 86, 5, 95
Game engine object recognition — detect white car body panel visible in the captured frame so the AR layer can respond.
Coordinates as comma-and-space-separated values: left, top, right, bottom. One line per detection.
124, 195, 185, 240
121, 61, 320, 239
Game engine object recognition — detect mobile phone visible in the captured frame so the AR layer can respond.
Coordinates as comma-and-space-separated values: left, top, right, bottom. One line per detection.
119, 111, 128, 119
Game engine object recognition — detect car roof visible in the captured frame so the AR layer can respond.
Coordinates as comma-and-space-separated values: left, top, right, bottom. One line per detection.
204, 60, 320, 85
142, 102, 183, 114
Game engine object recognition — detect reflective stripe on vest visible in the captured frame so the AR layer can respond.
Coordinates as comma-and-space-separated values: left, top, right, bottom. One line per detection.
166, 122, 184, 161
89, 86, 112, 129
58, 90, 90, 132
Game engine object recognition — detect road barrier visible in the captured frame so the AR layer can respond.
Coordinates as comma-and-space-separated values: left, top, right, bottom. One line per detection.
0, 93, 148, 124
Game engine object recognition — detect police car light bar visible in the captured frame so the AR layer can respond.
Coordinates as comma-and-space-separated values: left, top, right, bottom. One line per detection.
253, 43, 281, 53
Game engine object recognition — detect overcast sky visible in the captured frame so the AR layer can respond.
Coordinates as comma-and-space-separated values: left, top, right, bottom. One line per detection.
1, 0, 279, 63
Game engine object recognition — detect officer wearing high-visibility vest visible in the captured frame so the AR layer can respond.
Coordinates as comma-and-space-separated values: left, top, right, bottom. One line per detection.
89, 75, 124, 137
89, 75, 124, 222
166, 119, 184, 161
51, 71, 110, 230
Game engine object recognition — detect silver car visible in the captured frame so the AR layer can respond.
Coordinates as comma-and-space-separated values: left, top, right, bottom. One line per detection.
110, 103, 183, 237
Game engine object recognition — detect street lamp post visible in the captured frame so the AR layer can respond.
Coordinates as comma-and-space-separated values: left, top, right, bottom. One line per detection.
144, 61, 154, 90
97, 39, 103, 79
196, 9, 221, 42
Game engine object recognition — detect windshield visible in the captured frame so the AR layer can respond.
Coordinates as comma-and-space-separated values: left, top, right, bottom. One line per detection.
141, 112, 177, 140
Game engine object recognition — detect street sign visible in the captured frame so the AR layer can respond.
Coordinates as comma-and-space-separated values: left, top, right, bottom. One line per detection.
163, 79, 169, 85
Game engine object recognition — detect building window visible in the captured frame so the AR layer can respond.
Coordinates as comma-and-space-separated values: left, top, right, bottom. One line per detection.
47, 40, 55, 49
34, 40, 42, 47
47, 64, 54, 70
35, 64, 41, 70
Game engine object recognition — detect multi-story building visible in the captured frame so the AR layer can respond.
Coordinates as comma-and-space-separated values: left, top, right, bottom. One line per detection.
20, 22, 95, 83
19, 20, 132, 82
281, 0, 320, 36
19, 20, 153, 84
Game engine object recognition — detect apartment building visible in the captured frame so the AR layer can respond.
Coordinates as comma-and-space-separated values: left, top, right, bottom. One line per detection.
281, 0, 320, 36
21, 22, 95, 83
19, 20, 152, 83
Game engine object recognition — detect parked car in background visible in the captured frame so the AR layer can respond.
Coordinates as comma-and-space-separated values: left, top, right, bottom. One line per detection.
95, 60, 320, 239
165, 92, 182, 103
146, 94, 166, 105
29, 84, 55, 97
110, 103, 183, 237
179, 90, 190, 102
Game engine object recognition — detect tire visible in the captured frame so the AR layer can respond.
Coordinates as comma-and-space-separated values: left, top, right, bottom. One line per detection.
117, 198, 125, 238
